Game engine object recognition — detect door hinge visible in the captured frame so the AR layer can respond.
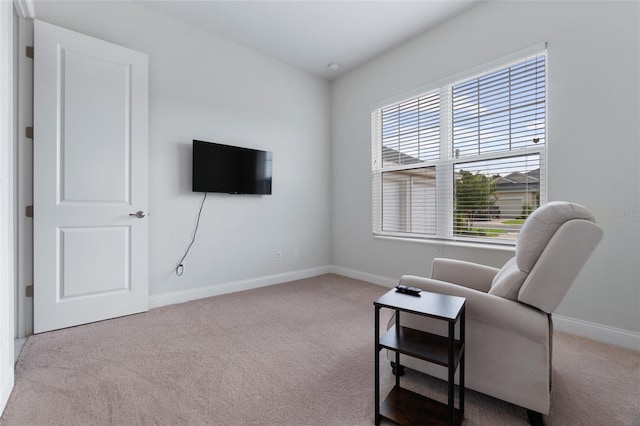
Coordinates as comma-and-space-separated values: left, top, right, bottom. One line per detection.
26, 46, 34, 59
26, 285, 33, 298
26, 127, 33, 139
25, 205, 33, 218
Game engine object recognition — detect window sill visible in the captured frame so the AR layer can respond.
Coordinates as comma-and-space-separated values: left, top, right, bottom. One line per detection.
372, 234, 516, 253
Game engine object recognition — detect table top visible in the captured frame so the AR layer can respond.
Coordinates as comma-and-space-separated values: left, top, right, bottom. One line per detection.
374, 289, 465, 322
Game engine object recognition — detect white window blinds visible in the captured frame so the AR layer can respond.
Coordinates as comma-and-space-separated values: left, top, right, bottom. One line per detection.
372, 47, 547, 244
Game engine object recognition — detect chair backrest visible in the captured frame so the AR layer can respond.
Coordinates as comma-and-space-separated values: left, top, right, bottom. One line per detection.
488, 201, 603, 313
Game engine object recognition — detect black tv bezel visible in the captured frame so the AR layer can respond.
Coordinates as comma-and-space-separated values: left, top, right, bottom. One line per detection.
192, 140, 273, 195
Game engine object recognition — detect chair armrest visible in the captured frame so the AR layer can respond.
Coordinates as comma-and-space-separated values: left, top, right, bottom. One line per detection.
430, 258, 500, 293
399, 275, 549, 343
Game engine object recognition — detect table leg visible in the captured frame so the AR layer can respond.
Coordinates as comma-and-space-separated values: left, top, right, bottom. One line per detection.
374, 305, 380, 425
460, 306, 465, 419
395, 309, 400, 388
448, 321, 455, 426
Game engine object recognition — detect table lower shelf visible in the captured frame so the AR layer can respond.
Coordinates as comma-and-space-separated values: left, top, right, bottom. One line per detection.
380, 385, 463, 426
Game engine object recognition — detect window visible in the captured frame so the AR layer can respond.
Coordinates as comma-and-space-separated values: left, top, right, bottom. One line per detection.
372, 46, 546, 244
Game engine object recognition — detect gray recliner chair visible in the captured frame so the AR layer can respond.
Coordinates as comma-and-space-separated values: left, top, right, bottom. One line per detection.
388, 201, 603, 425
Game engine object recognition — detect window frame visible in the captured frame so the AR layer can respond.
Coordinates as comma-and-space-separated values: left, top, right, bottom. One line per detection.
371, 44, 547, 245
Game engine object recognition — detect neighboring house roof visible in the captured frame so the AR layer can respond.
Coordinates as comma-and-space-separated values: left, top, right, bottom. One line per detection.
381, 145, 421, 166
494, 169, 540, 193
526, 168, 540, 180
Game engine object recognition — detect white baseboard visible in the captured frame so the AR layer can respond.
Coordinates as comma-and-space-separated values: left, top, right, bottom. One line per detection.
149, 264, 639, 351
552, 314, 640, 351
330, 266, 640, 351
327, 265, 398, 288
149, 266, 332, 309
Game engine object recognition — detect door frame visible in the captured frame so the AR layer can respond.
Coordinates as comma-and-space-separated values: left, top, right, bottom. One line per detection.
15, 12, 34, 339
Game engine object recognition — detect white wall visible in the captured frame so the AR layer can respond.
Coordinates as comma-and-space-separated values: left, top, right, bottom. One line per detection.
0, 0, 15, 413
331, 1, 639, 342
32, 1, 332, 303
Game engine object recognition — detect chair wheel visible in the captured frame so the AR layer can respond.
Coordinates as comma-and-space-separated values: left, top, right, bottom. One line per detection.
527, 410, 546, 426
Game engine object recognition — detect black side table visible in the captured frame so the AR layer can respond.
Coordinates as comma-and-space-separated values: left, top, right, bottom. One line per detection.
374, 289, 466, 426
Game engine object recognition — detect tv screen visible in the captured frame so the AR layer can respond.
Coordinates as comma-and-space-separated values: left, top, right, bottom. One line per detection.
192, 140, 273, 194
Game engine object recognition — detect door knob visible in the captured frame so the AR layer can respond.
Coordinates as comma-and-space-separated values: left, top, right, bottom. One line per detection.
129, 211, 146, 218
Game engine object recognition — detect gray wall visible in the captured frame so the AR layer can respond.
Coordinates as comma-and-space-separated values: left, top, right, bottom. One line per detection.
26, 0, 640, 344
331, 0, 640, 335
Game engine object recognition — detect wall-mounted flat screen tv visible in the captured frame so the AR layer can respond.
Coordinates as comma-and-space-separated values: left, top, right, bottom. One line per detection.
192, 140, 273, 195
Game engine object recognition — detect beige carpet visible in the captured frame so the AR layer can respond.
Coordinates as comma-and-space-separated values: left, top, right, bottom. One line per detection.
1, 274, 638, 425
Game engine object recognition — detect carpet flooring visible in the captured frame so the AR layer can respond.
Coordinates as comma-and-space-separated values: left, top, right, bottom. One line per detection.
1, 274, 638, 425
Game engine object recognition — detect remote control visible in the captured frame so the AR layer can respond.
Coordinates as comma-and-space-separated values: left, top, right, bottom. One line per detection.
395, 284, 422, 296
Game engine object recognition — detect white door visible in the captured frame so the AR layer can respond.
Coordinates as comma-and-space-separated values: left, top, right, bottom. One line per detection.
33, 20, 149, 333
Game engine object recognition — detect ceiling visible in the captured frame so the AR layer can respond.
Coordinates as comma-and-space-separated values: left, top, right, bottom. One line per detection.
139, 0, 481, 80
